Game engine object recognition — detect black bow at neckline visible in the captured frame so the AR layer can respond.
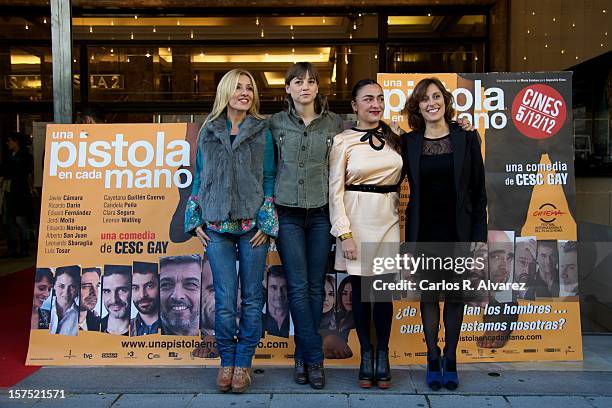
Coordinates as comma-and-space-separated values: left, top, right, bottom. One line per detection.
354, 125, 385, 151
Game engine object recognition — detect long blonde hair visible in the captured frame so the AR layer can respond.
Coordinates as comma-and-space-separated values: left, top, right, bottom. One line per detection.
204, 69, 264, 126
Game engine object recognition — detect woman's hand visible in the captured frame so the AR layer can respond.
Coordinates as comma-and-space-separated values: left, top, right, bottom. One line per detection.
457, 117, 475, 131
195, 225, 210, 248
250, 229, 270, 247
323, 334, 353, 359
341, 237, 357, 260
390, 120, 402, 134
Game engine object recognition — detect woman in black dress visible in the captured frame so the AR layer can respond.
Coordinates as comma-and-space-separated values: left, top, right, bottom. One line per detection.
402, 77, 487, 390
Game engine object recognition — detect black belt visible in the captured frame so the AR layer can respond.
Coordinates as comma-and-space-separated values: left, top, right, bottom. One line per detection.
346, 184, 397, 193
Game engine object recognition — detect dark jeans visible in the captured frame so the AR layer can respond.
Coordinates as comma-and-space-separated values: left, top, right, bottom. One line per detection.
205, 228, 269, 368
276, 205, 333, 364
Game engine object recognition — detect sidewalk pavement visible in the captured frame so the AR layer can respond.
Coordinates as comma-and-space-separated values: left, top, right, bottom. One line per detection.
2, 336, 611, 408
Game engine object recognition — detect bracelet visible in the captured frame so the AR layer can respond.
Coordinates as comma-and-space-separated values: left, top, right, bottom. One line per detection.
339, 232, 353, 241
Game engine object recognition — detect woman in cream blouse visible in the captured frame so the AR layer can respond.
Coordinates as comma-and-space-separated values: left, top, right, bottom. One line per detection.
328, 79, 403, 389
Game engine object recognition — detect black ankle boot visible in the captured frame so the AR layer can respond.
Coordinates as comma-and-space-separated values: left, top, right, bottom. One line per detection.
294, 359, 308, 384
307, 362, 325, 389
358, 348, 374, 388
375, 348, 391, 388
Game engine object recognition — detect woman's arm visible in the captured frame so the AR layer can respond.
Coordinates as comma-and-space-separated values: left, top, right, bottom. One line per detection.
184, 141, 203, 235
469, 130, 488, 242
262, 129, 277, 197
184, 132, 209, 247
255, 129, 279, 239
328, 135, 351, 237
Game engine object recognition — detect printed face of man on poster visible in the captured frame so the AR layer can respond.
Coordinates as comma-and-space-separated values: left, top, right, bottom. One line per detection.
102, 265, 131, 335
265, 265, 289, 337
487, 231, 514, 304
131, 261, 160, 335
558, 241, 578, 296
537, 241, 559, 296
79, 267, 101, 331
514, 239, 536, 285
160, 255, 201, 336
80, 269, 100, 313
200, 259, 215, 334
488, 231, 514, 286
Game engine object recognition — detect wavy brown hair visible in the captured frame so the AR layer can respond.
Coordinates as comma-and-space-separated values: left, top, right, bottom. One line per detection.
406, 77, 455, 132
351, 78, 401, 153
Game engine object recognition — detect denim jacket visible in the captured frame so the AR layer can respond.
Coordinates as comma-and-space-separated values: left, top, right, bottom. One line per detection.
270, 102, 343, 209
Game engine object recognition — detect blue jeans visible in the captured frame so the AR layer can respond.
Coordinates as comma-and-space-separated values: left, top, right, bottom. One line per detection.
276, 205, 333, 364
205, 228, 269, 368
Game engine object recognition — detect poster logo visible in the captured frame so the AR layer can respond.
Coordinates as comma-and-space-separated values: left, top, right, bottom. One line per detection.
533, 203, 567, 223
512, 84, 566, 139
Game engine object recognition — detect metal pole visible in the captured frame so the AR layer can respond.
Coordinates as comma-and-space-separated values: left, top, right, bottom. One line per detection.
50, 0, 73, 123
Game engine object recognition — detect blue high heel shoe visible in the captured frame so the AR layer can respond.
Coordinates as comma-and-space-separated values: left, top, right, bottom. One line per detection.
425, 357, 442, 391
441, 356, 459, 390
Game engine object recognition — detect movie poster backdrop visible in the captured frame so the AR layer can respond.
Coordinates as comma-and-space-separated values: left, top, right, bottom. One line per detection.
27, 72, 581, 365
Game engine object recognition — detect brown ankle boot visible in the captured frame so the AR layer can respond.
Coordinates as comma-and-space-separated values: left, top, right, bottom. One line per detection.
231, 367, 252, 393
216, 366, 234, 392
307, 362, 325, 389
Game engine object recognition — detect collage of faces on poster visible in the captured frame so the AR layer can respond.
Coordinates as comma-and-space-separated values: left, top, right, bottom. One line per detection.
32, 234, 577, 337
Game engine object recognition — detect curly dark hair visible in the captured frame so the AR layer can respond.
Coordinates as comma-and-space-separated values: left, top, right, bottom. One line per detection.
406, 77, 456, 132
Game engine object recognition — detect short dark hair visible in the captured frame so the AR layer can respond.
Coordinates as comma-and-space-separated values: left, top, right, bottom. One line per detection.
562, 241, 577, 253
55, 265, 81, 284
159, 255, 201, 270
268, 265, 286, 280
35, 268, 54, 284
103, 264, 131, 278
538, 241, 558, 253
133, 261, 158, 275
406, 77, 456, 132
82, 267, 101, 277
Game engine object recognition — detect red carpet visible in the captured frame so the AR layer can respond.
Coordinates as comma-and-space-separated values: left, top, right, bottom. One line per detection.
0, 267, 41, 388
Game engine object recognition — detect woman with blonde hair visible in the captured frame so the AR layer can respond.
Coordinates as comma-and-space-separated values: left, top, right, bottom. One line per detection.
185, 69, 278, 393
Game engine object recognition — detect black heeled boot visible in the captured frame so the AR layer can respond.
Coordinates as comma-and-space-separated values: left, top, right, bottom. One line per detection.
358, 348, 374, 388
307, 362, 325, 389
374, 348, 391, 389
294, 359, 308, 385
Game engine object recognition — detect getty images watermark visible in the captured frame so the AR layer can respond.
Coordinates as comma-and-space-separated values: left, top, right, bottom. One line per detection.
356, 240, 583, 303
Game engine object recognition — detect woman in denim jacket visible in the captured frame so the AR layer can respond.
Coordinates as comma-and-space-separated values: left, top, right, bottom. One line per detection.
185, 69, 278, 394
269, 62, 343, 389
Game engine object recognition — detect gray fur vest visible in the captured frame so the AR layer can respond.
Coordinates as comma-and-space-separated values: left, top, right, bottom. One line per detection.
196, 114, 268, 222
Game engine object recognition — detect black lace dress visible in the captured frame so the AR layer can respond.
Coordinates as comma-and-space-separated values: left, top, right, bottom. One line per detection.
418, 135, 458, 242
416, 135, 463, 301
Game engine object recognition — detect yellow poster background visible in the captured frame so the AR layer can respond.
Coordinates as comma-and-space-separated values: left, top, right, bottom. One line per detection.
28, 88, 581, 365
